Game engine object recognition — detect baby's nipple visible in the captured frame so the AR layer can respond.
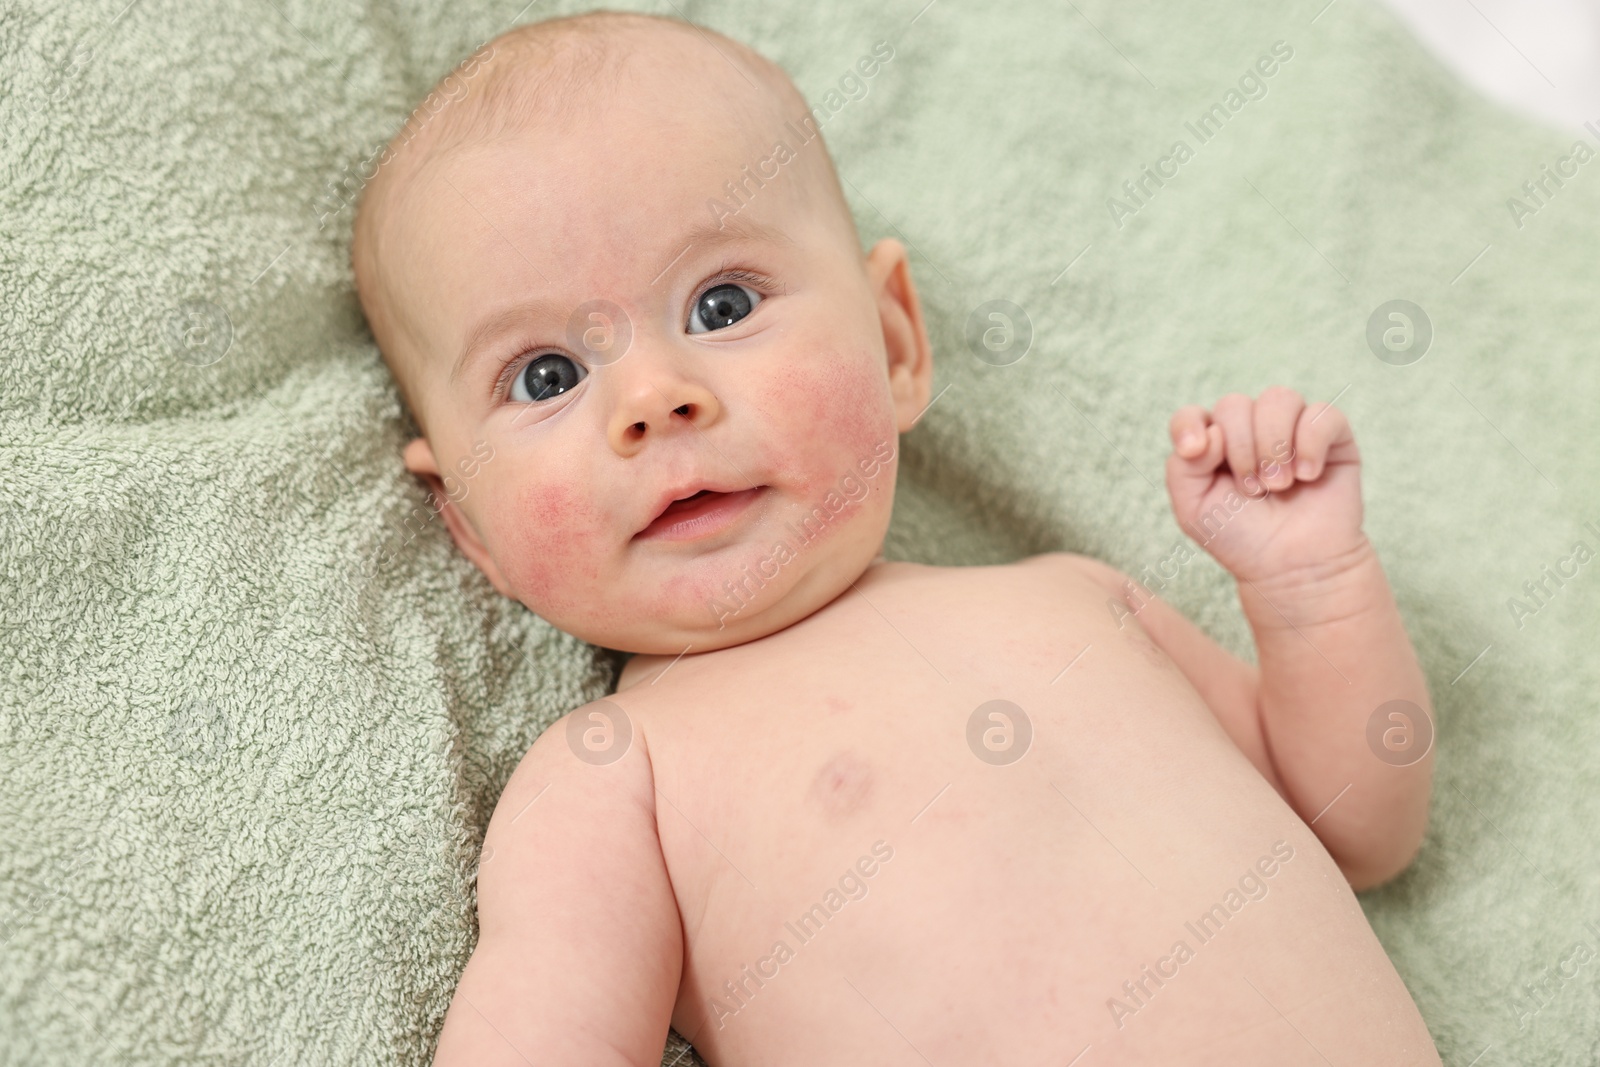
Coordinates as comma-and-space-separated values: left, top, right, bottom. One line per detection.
806, 751, 875, 822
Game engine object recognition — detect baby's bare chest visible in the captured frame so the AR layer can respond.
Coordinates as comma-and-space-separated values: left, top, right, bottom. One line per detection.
630, 561, 1250, 852
619, 569, 1369, 1055
634, 585, 1285, 908
598, 565, 1424, 1060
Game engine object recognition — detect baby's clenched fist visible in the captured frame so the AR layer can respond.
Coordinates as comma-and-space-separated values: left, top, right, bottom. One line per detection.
1164, 387, 1367, 585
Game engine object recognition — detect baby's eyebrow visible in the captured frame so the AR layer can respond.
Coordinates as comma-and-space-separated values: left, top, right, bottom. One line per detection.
451, 296, 567, 385
661, 213, 796, 276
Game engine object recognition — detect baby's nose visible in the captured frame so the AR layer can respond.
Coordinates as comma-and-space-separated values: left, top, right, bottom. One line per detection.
606, 365, 720, 456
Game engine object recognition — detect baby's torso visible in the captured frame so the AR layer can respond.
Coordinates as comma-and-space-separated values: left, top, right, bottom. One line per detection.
614, 557, 1437, 1065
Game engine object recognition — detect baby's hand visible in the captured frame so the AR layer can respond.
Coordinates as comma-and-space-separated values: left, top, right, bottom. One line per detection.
1165, 387, 1366, 586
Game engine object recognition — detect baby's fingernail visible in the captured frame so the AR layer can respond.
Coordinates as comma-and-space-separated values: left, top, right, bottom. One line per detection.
1296, 460, 1314, 479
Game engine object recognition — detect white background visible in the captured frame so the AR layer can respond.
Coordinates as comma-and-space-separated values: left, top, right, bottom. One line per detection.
1376, 0, 1600, 132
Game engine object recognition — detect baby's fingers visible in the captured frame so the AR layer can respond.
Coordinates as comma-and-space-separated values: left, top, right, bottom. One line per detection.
1169, 405, 1215, 460
1211, 393, 1261, 497
1252, 386, 1304, 491
1292, 402, 1357, 480
1165, 407, 1226, 511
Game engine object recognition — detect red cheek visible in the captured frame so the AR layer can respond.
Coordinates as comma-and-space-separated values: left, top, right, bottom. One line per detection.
491, 479, 602, 609
761, 351, 895, 472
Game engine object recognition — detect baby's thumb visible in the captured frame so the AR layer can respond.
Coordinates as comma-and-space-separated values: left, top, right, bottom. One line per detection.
1165, 423, 1224, 524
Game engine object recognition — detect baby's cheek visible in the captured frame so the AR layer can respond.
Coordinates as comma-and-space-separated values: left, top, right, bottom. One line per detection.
488, 478, 605, 612
761, 348, 897, 476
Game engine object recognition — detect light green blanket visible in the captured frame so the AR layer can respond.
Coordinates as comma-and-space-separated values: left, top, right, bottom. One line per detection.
4, 0, 1597, 1063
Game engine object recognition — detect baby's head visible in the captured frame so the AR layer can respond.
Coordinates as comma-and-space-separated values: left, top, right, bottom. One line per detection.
352, 11, 931, 655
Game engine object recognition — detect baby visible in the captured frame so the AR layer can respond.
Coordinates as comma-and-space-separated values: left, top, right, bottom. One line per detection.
351, 11, 1442, 1065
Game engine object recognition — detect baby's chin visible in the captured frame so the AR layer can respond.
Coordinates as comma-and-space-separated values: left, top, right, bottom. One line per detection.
528, 532, 881, 655
543, 571, 827, 655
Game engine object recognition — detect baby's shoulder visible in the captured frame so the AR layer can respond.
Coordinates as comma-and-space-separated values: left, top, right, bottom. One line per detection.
863, 551, 1110, 587
1012, 550, 1104, 577
902, 551, 1118, 595
1012, 550, 1126, 591
848, 553, 1124, 626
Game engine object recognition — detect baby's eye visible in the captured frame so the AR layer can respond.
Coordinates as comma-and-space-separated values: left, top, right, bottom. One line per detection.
510, 353, 586, 403
688, 283, 761, 334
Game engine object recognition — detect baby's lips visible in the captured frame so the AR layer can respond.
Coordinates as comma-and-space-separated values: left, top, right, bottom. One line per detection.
633, 479, 766, 539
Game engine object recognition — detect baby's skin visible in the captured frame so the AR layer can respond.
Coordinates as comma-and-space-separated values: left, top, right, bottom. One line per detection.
349, 13, 1441, 1066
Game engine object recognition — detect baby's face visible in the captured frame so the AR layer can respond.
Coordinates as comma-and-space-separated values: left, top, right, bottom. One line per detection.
375, 48, 931, 654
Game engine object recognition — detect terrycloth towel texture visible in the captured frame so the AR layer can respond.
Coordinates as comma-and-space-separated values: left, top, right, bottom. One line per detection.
3, 0, 1598, 1062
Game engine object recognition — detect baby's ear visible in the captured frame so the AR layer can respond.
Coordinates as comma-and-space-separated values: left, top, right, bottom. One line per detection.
865, 238, 933, 432
401, 438, 516, 598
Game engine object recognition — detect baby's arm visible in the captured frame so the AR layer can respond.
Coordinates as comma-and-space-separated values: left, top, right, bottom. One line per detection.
1158, 388, 1433, 891
432, 703, 682, 1066
1232, 535, 1431, 891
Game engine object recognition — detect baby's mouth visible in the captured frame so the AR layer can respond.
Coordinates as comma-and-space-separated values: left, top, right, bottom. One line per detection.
635, 486, 768, 543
